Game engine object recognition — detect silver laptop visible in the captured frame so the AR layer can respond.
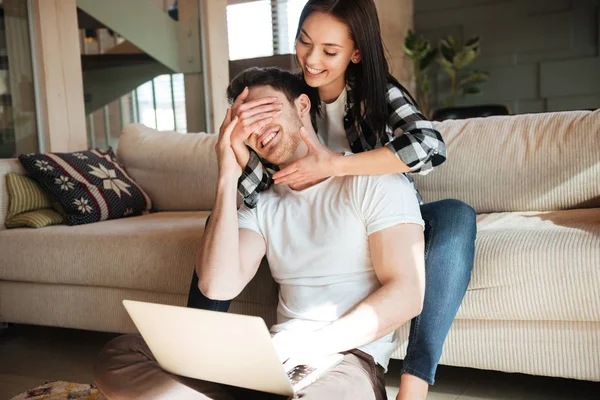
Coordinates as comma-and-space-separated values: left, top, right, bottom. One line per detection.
122, 300, 344, 396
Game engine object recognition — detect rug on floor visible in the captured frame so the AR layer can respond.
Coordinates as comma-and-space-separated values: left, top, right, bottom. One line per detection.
10, 381, 102, 400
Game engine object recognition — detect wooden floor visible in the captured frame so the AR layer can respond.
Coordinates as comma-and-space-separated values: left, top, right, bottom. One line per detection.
1, 324, 598, 399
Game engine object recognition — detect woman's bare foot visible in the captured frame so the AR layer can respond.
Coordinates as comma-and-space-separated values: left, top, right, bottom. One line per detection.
396, 373, 429, 400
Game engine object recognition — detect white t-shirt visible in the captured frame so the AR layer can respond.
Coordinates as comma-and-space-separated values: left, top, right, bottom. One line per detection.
237, 170, 424, 370
316, 88, 351, 153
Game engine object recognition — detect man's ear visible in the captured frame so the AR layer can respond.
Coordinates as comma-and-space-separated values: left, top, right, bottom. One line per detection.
295, 94, 312, 119
351, 49, 361, 64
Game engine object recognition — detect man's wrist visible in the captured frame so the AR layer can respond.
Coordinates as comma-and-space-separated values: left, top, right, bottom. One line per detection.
217, 173, 240, 190
232, 142, 251, 169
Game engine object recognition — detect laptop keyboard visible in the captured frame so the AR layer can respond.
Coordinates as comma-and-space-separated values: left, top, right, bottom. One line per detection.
287, 364, 317, 386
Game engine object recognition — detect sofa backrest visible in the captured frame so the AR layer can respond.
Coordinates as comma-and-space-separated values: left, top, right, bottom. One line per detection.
117, 124, 223, 211
0, 158, 26, 230
414, 110, 600, 213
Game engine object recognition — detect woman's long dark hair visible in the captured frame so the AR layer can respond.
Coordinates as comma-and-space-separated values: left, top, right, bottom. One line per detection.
295, 0, 417, 140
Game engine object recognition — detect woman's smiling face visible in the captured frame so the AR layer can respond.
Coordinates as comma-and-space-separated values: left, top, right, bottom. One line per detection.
295, 11, 359, 98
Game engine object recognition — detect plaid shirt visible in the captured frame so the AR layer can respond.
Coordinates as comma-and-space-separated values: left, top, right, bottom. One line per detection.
237, 81, 447, 208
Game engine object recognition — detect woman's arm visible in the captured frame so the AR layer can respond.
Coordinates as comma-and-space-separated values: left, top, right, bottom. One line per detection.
383, 83, 446, 175
273, 83, 445, 186
331, 82, 447, 177
334, 146, 410, 176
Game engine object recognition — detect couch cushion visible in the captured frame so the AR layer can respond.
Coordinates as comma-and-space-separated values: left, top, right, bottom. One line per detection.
0, 211, 208, 293
4, 173, 65, 228
19, 149, 152, 226
117, 124, 221, 211
415, 110, 600, 213
0, 211, 279, 305
457, 208, 600, 322
0, 159, 26, 230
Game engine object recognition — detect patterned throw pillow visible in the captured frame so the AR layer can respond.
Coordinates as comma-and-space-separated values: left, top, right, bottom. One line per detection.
4, 173, 65, 228
19, 149, 152, 226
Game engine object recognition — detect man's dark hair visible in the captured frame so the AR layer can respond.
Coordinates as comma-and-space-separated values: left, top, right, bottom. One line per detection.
227, 67, 318, 126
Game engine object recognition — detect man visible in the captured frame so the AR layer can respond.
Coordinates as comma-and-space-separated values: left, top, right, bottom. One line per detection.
94, 68, 425, 400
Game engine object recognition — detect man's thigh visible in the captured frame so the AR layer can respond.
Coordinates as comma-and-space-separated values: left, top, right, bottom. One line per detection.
294, 351, 387, 400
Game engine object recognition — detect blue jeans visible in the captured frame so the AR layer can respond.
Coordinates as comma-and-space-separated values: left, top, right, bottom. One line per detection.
187, 199, 476, 385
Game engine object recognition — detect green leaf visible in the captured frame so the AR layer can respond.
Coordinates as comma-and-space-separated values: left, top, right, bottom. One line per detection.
439, 41, 454, 62
447, 35, 459, 49
453, 49, 477, 69
419, 48, 438, 71
459, 71, 489, 86
465, 36, 480, 48
436, 55, 453, 69
404, 30, 416, 48
438, 61, 455, 77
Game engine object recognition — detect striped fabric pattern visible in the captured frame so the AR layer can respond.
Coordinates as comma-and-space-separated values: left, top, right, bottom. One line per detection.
4, 171, 64, 228
391, 319, 599, 382
5, 173, 53, 219
458, 209, 600, 322
18, 149, 152, 226
5, 208, 65, 229
0, 158, 26, 230
415, 110, 600, 213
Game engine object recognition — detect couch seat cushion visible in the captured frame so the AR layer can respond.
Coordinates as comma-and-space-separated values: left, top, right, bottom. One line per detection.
0, 212, 208, 293
458, 209, 600, 322
0, 211, 279, 304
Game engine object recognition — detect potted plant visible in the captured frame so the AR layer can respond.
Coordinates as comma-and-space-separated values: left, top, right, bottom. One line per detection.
404, 31, 506, 120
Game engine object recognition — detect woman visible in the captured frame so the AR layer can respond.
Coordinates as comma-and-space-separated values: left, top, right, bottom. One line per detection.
188, 1, 476, 399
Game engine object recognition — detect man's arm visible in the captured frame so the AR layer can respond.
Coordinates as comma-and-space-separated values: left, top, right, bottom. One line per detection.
195, 109, 267, 300
277, 222, 425, 361
195, 178, 266, 300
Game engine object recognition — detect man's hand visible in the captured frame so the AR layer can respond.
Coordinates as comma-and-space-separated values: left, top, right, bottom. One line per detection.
229, 87, 283, 169
271, 330, 329, 372
216, 108, 242, 180
272, 127, 344, 187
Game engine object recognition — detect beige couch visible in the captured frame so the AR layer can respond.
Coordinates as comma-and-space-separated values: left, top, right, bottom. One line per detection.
1, 110, 598, 382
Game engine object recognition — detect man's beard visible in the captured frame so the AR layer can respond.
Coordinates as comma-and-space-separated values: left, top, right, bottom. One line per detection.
262, 119, 303, 166
266, 130, 301, 165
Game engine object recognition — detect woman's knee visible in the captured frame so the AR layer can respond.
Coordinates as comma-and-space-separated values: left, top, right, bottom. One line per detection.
423, 199, 476, 237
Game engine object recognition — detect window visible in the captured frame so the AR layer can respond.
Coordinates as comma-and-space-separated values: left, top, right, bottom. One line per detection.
227, 1, 273, 60
134, 74, 187, 133
0, 1, 39, 158
226, 0, 308, 60
279, 0, 308, 54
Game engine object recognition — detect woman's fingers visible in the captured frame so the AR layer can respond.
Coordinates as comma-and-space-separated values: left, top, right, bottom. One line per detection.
237, 101, 283, 122
239, 110, 281, 131
237, 116, 275, 141
272, 165, 299, 180
274, 172, 302, 186
299, 126, 323, 151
